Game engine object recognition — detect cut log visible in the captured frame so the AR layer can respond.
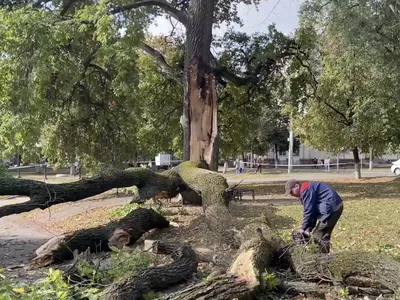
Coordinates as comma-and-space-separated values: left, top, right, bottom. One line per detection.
165, 228, 279, 300
100, 241, 198, 300
288, 246, 400, 295
28, 208, 169, 269
0, 168, 183, 218
164, 275, 250, 300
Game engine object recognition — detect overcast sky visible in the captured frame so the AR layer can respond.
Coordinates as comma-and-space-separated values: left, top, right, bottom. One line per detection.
148, 0, 304, 37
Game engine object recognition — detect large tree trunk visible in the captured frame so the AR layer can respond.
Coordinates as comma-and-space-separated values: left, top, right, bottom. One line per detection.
28, 207, 170, 269
183, 0, 218, 171
352, 147, 361, 179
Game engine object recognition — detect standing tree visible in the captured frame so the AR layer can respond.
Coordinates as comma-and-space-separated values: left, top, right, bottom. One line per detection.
0, 0, 295, 171
284, 0, 400, 178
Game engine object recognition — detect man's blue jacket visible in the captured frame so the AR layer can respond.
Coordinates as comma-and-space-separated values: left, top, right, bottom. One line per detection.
300, 181, 343, 230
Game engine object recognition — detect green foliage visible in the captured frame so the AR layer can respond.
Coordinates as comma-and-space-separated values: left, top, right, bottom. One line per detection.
0, 0, 293, 168
0, 268, 100, 300
284, 0, 400, 159
216, 26, 293, 157
261, 270, 280, 291
107, 248, 155, 281
338, 287, 349, 298
109, 203, 163, 218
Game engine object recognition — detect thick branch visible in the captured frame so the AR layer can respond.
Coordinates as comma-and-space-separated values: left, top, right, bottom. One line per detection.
111, 0, 188, 25
295, 53, 352, 125
29, 208, 170, 269
213, 65, 257, 86
0, 168, 183, 218
214, 50, 295, 86
100, 241, 198, 300
139, 42, 183, 84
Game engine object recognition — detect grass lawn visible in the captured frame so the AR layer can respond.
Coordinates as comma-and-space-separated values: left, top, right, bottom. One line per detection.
242, 176, 400, 258
21, 174, 400, 260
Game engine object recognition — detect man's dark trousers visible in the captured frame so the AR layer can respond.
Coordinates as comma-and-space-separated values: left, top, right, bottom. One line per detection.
313, 204, 343, 253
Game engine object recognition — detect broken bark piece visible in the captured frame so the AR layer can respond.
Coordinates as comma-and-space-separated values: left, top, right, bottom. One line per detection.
100, 241, 198, 300
28, 208, 169, 269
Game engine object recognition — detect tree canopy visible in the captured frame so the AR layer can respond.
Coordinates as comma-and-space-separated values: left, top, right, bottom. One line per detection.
283, 0, 400, 177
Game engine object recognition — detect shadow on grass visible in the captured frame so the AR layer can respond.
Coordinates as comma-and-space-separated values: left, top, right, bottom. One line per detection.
238, 177, 400, 201
229, 202, 297, 230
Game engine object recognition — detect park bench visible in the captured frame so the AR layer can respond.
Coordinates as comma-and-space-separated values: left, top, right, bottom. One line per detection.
232, 188, 255, 201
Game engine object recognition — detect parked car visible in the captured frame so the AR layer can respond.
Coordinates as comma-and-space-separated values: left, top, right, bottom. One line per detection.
390, 159, 400, 175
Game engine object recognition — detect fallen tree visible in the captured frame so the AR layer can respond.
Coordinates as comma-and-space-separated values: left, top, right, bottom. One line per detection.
4, 161, 400, 299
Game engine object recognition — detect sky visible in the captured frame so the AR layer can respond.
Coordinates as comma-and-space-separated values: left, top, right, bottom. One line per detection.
148, 0, 304, 37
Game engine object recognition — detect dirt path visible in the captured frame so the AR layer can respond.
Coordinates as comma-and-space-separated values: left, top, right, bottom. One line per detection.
0, 195, 132, 281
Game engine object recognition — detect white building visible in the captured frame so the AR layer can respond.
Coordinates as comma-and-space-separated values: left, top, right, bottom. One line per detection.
264, 142, 400, 164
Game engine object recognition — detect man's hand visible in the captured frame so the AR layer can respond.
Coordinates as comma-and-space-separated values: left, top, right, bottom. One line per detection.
294, 228, 310, 237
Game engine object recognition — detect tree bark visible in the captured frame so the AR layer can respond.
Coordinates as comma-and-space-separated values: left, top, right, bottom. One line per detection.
100, 242, 198, 300
288, 245, 400, 294
165, 227, 280, 300
183, 0, 218, 171
28, 208, 170, 269
0, 168, 183, 218
369, 147, 373, 170
352, 147, 361, 179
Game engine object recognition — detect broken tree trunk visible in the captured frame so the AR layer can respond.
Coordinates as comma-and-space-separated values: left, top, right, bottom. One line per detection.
164, 228, 280, 300
166, 161, 239, 246
100, 241, 198, 300
288, 246, 400, 296
28, 208, 169, 269
0, 168, 182, 218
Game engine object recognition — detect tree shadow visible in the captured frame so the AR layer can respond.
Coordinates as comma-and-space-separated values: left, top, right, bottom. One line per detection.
0, 236, 50, 283
229, 202, 297, 230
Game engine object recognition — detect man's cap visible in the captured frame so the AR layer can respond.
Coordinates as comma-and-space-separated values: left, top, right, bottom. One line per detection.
285, 179, 300, 195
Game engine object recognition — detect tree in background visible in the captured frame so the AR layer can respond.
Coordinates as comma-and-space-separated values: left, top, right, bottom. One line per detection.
284, 0, 400, 178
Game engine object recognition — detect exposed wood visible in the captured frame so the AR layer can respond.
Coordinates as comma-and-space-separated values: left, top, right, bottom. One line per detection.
100, 241, 198, 300
165, 228, 280, 300
28, 208, 170, 269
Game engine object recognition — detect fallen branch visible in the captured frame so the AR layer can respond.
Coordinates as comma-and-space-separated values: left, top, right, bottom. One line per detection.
100, 241, 198, 300
28, 208, 169, 269
0, 168, 182, 218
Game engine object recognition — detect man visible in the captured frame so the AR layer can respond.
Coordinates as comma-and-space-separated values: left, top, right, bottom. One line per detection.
285, 179, 343, 253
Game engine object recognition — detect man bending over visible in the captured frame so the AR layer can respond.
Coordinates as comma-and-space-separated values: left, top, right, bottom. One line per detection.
285, 179, 343, 253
